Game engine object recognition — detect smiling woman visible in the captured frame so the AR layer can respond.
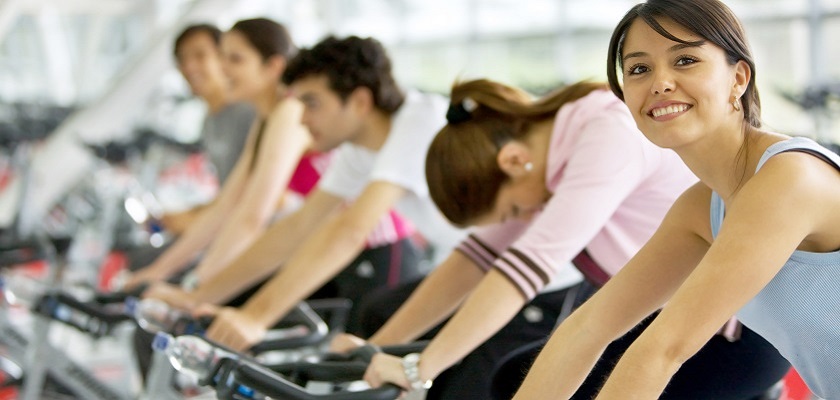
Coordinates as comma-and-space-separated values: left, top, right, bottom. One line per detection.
513, 0, 840, 399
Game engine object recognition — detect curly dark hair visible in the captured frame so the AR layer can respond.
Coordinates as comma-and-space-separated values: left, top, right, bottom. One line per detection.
282, 36, 404, 114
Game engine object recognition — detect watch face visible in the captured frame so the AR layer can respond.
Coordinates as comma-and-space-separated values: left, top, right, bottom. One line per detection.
404, 353, 421, 363
402, 352, 432, 390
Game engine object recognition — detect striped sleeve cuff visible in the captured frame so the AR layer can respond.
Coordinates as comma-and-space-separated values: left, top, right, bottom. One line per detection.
455, 234, 499, 272
492, 247, 552, 300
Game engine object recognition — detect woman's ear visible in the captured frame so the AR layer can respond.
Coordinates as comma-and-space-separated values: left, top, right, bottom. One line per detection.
497, 141, 532, 178
731, 59, 750, 99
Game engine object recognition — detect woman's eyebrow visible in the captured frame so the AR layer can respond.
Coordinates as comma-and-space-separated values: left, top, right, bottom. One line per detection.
623, 41, 706, 62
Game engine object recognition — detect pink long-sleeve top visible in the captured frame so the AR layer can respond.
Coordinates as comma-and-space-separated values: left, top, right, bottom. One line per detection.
457, 90, 697, 299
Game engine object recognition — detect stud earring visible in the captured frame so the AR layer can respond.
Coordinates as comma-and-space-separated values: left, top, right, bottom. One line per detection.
732, 96, 742, 112
524, 162, 533, 172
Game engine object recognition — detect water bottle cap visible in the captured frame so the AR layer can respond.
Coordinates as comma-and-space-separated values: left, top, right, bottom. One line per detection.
124, 296, 138, 315
237, 385, 255, 397
152, 332, 173, 352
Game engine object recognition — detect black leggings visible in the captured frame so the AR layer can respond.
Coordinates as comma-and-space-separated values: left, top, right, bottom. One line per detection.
133, 238, 422, 379
358, 280, 790, 400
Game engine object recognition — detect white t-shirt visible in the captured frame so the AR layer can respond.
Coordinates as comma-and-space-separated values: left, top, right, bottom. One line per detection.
318, 90, 465, 262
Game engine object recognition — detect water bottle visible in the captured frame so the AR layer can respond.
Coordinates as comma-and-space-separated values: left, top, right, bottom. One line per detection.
127, 297, 188, 333
152, 333, 238, 382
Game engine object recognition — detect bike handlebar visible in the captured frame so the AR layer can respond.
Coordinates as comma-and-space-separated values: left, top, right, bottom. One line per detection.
265, 342, 429, 388
83, 131, 203, 164
251, 302, 329, 354
319, 341, 430, 364
215, 359, 402, 400
35, 292, 133, 337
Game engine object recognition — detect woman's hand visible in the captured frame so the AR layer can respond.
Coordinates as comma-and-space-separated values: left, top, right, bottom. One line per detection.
191, 302, 221, 318
142, 282, 199, 312
329, 333, 368, 353
205, 307, 268, 352
120, 267, 165, 291
364, 353, 410, 390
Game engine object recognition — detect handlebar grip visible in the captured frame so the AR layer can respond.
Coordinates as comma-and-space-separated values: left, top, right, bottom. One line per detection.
321, 341, 429, 365
36, 292, 132, 336
54, 293, 131, 324
379, 341, 430, 357
169, 314, 213, 336
226, 362, 402, 400
267, 360, 369, 383
350, 344, 381, 363
306, 298, 353, 330
250, 303, 328, 354
224, 362, 310, 399
320, 384, 402, 400
0, 236, 57, 266
92, 284, 147, 304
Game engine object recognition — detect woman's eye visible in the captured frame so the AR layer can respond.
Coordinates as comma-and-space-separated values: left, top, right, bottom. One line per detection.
676, 56, 698, 66
626, 64, 648, 75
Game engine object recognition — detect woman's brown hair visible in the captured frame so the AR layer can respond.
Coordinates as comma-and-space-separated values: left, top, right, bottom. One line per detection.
426, 79, 606, 227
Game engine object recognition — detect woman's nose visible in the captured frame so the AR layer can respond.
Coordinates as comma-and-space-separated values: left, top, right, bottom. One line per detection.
650, 69, 675, 95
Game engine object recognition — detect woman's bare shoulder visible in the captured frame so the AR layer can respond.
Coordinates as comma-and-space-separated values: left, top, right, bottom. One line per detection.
661, 182, 714, 244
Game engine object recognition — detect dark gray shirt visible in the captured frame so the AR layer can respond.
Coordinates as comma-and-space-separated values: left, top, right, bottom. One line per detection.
201, 102, 256, 183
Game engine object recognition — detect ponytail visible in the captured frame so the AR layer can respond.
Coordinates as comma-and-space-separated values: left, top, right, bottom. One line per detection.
426, 79, 605, 226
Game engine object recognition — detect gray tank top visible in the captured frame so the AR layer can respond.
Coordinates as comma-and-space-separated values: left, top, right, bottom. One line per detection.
201, 102, 256, 183
710, 136, 840, 399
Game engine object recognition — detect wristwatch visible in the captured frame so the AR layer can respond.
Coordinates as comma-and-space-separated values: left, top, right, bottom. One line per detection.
401, 353, 433, 391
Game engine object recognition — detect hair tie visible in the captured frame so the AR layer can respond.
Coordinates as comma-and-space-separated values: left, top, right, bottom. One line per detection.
446, 97, 478, 124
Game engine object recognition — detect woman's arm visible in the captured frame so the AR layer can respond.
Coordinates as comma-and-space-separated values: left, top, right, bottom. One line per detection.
186, 189, 344, 306
513, 183, 713, 399
595, 155, 831, 399
367, 251, 486, 346
364, 269, 531, 390
124, 124, 256, 287
422, 270, 531, 376
332, 224, 530, 353
202, 181, 408, 351
191, 99, 311, 282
